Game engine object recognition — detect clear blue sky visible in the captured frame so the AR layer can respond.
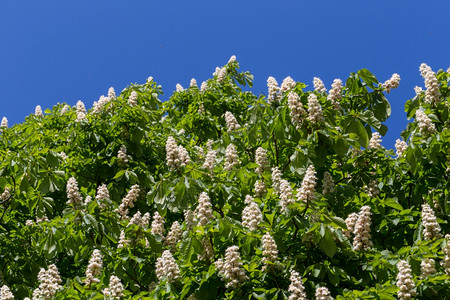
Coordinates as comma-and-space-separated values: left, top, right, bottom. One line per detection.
1, 1, 449, 149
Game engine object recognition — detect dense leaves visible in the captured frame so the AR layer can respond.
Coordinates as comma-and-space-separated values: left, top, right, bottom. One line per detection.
0, 59, 449, 299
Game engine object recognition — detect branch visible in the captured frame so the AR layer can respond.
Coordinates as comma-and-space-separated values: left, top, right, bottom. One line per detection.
272, 133, 279, 167
212, 205, 224, 218
124, 268, 146, 290
286, 217, 299, 252
282, 156, 291, 173
302, 197, 309, 218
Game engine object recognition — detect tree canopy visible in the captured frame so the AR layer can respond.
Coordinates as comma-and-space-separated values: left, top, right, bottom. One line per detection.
0, 57, 449, 299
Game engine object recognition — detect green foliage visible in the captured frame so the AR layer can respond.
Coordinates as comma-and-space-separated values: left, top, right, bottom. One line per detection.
0, 59, 449, 299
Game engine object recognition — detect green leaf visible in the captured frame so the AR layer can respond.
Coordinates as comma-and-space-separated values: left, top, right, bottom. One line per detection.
358, 69, 379, 89
371, 93, 391, 122
319, 231, 337, 258
145, 234, 162, 253
324, 216, 347, 229
39, 177, 50, 194
46, 151, 60, 168
334, 137, 348, 157
114, 170, 126, 180
346, 119, 369, 148
180, 236, 194, 263
384, 198, 403, 210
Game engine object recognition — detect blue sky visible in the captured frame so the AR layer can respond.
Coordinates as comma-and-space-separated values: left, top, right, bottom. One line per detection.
1, 0, 449, 149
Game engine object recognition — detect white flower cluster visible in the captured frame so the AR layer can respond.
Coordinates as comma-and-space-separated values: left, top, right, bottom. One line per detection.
164, 221, 182, 250
33, 264, 62, 300
165, 136, 191, 170
288, 270, 307, 300
36, 215, 49, 223
415, 109, 435, 134
383, 73, 401, 93
344, 212, 359, 238
203, 150, 217, 173
395, 139, 408, 157
420, 63, 432, 78
327, 79, 343, 110
322, 171, 335, 194
297, 165, 317, 203
85, 249, 102, 286
224, 144, 239, 171
420, 258, 435, 278
155, 250, 181, 283
255, 147, 269, 175
280, 76, 296, 93
1, 285, 14, 300
261, 232, 278, 271
147, 76, 153, 83
84, 195, 92, 206
96, 184, 110, 202
184, 209, 195, 230
198, 103, 205, 114
307, 94, 325, 124
35, 105, 43, 117
151, 211, 165, 236
228, 55, 237, 64
315, 286, 333, 300
267, 76, 280, 103
288, 92, 306, 129
194, 192, 213, 227
414, 86, 423, 96
102, 275, 124, 299
76, 100, 87, 122
206, 139, 214, 151
271, 167, 282, 194
128, 211, 150, 228
396, 260, 416, 300
313, 77, 327, 94
369, 132, 383, 149
60, 151, 67, 160
117, 145, 128, 166
1, 117, 8, 128
198, 238, 214, 261
92, 95, 111, 113
442, 234, 450, 275
215, 245, 248, 288
420, 63, 441, 105
217, 67, 227, 84
366, 179, 380, 198
66, 177, 83, 207
279, 179, 294, 213
116, 185, 140, 219
108, 87, 116, 100
421, 204, 442, 240
176, 83, 184, 92
200, 81, 207, 91
254, 180, 266, 197
190, 78, 197, 88
61, 104, 70, 115
242, 195, 262, 231
352, 206, 373, 251
128, 91, 138, 106
117, 230, 129, 249
224, 111, 240, 132
0, 187, 10, 201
